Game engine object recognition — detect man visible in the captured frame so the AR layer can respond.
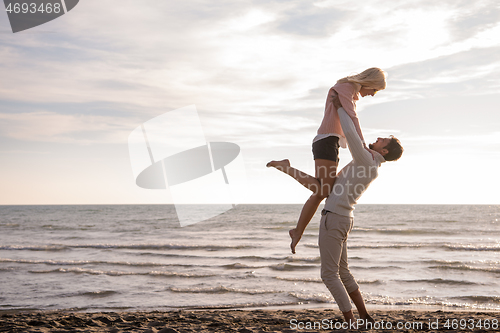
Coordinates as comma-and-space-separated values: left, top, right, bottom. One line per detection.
305, 105, 402, 325
270, 104, 403, 325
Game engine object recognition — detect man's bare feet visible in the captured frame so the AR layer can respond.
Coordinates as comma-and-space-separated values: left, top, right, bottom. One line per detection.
358, 314, 375, 330
289, 228, 301, 254
360, 314, 375, 323
266, 159, 290, 171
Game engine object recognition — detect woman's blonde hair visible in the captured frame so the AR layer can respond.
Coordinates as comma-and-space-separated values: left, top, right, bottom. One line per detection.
337, 67, 387, 92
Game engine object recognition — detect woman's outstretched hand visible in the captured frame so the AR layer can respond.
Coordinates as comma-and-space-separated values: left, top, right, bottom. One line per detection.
289, 228, 302, 254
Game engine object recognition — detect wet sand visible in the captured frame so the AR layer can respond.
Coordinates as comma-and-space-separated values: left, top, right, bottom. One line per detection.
1, 308, 498, 332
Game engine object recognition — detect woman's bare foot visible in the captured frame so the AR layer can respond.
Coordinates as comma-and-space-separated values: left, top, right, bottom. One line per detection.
289, 228, 302, 254
266, 159, 290, 171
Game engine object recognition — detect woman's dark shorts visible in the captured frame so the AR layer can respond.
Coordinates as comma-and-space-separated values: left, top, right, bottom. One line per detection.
312, 136, 340, 162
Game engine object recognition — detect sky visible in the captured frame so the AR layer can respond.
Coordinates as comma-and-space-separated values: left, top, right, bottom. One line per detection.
1, 0, 500, 205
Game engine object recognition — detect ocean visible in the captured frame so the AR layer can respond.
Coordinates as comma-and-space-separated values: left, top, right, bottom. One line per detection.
0, 204, 499, 313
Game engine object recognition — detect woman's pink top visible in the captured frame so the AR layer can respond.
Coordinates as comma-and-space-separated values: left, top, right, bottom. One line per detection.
316, 82, 360, 148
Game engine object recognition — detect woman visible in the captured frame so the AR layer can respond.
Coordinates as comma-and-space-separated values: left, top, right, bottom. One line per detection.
267, 68, 387, 254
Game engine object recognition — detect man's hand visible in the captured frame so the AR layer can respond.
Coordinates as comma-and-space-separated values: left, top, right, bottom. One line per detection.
332, 94, 342, 110
289, 228, 302, 254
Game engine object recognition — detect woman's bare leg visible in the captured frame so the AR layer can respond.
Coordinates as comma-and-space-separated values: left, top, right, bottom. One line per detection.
266, 159, 320, 191
289, 159, 337, 253
267, 159, 337, 253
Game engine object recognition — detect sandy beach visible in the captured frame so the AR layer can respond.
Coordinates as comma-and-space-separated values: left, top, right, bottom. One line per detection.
1, 308, 498, 332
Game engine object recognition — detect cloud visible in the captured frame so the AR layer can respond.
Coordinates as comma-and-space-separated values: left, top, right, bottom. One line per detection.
389, 46, 500, 80
357, 92, 500, 159
384, 46, 500, 100
272, 2, 350, 37
3, 0, 497, 119
0, 111, 136, 144
448, 0, 500, 41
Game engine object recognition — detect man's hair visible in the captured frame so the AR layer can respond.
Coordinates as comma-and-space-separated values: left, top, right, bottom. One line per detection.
383, 136, 403, 161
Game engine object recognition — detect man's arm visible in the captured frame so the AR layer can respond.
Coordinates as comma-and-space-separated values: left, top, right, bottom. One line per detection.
347, 115, 365, 146
337, 107, 374, 165
334, 83, 365, 143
